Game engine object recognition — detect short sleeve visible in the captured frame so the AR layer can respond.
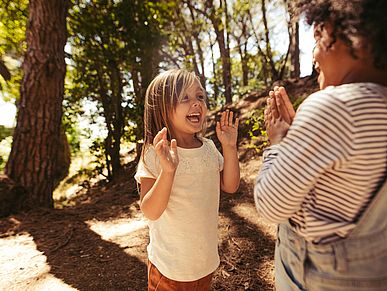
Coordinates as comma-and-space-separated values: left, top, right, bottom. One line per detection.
218, 148, 224, 172
206, 139, 224, 172
134, 146, 160, 183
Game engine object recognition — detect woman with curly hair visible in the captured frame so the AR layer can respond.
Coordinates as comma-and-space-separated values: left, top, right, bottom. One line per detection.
254, 0, 387, 290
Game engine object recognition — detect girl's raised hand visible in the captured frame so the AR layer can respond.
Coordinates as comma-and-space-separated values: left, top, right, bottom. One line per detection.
153, 128, 179, 173
216, 110, 239, 148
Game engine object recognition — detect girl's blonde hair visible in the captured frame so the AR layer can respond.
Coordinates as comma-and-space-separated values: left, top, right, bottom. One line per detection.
141, 69, 207, 160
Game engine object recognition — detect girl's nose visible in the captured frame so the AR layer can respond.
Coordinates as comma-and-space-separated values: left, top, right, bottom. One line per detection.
192, 100, 200, 107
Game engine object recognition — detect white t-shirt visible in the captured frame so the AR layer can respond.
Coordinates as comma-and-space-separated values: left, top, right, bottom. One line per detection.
134, 137, 224, 281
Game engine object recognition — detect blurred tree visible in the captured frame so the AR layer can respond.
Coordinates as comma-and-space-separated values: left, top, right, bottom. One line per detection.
230, 0, 253, 87
247, 0, 287, 85
68, 0, 166, 180
203, 0, 232, 104
285, 0, 300, 78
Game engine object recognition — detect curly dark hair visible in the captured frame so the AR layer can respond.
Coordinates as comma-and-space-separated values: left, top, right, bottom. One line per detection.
296, 0, 387, 69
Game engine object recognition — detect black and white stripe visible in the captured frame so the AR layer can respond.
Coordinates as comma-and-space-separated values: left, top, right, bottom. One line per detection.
254, 83, 387, 243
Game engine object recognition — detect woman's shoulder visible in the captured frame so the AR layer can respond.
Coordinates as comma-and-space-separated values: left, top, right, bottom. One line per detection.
300, 88, 346, 111
304, 83, 387, 112
312, 83, 387, 103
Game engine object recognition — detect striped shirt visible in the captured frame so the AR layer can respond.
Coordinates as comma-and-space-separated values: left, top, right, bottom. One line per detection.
254, 83, 387, 244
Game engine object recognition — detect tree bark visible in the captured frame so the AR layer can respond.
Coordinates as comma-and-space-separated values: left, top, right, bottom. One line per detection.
261, 0, 278, 81
109, 64, 123, 178
205, 0, 232, 104
287, 0, 300, 78
247, 7, 269, 87
5, 0, 68, 209
187, 2, 206, 88
208, 31, 219, 103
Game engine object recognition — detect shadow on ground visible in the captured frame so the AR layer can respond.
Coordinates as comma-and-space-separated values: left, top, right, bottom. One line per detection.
0, 161, 148, 291
213, 177, 276, 291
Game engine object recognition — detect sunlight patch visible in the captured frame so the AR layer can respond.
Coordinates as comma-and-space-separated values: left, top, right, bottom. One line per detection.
86, 218, 147, 241
0, 233, 76, 290
231, 203, 276, 238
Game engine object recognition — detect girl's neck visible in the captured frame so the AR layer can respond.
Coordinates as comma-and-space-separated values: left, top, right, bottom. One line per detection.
175, 135, 202, 149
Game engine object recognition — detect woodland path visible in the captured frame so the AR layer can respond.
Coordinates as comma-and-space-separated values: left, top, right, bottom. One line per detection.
0, 152, 276, 291
1, 77, 319, 290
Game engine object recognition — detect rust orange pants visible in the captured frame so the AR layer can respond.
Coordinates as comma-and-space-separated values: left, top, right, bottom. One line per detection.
147, 261, 213, 291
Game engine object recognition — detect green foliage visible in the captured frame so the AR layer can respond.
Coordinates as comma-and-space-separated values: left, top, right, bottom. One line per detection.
0, 1, 28, 54
66, 0, 168, 177
245, 107, 268, 154
0, 125, 13, 170
245, 94, 308, 155
292, 96, 306, 111
0, 0, 28, 100
0, 136, 12, 172
0, 124, 13, 141
122, 124, 138, 144
89, 138, 108, 178
67, 0, 168, 128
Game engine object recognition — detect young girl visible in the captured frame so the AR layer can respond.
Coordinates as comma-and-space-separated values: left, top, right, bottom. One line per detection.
134, 69, 240, 290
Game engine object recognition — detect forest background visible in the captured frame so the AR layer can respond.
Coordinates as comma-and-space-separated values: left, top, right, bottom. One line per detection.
0, 0, 317, 289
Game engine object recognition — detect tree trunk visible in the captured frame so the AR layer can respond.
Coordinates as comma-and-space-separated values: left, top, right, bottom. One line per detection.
208, 31, 219, 103
287, 0, 300, 78
236, 37, 249, 87
193, 32, 206, 88
110, 65, 123, 178
242, 42, 249, 86
186, 1, 206, 88
261, 0, 278, 81
206, 0, 232, 104
247, 7, 268, 87
5, 0, 68, 209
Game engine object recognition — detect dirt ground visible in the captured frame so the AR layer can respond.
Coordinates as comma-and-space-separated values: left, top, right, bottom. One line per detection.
0, 150, 277, 291
0, 78, 318, 290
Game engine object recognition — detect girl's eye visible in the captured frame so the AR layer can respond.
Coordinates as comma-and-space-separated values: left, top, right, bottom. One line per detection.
198, 95, 205, 101
181, 95, 189, 102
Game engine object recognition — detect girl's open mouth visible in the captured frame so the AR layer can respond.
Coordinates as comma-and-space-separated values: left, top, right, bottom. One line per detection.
186, 112, 201, 123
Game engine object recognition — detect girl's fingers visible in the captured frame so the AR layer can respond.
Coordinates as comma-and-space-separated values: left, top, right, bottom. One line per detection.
170, 138, 177, 148
170, 139, 178, 155
216, 121, 222, 133
220, 111, 226, 127
218, 110, 238, 129
228, 111, 234, 126
154, 138, 165, 153
153, 127, 168, 147
153, 128, 165, 146
234, 117, 239, 129
161, 127, 167, 140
